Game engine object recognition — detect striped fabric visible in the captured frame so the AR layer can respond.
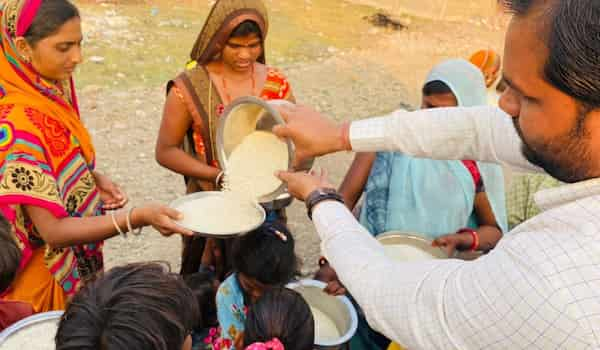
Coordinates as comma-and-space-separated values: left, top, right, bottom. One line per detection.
0, 105, 103, 296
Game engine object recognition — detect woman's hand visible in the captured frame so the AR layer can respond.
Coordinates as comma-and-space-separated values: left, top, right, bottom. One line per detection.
93, 171, 128, 210
276, 168, 333, 201
432, 232, 473, 256
134, 203, 193, 237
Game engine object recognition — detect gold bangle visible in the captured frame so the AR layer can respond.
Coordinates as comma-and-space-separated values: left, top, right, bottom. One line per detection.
110, 210, 126, 238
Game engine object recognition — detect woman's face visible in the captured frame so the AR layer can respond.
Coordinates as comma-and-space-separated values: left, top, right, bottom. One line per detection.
221, 33, 262, 72
421, 92, 458, 109
16, 17, 83, 81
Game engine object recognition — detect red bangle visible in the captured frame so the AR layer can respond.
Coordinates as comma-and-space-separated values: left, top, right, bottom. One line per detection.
458, 228, 479, 252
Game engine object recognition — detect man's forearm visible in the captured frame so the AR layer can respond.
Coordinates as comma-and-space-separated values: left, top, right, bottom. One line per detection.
348, 106, 541, 173
311, 201, 463, 348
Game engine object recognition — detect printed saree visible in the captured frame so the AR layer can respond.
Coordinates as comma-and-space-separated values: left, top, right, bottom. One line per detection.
0, 0, 102, 309
360, 59, 507, 239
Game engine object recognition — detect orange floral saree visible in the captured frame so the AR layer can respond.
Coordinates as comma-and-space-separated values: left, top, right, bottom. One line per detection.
0, 0, 102, 311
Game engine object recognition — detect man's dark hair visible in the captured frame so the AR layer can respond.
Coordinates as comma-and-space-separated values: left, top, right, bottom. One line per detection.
24, 0, 80, 47
56, 262, 199, 350
501, 0, 600, 108
0, 213, 21, 294
244, 287, 314, 350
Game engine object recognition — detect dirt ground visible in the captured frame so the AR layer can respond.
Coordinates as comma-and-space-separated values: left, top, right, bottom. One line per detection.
76, 1, 508, 274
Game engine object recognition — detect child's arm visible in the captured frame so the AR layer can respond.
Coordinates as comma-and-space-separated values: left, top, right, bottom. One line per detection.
338, 152, 376, 210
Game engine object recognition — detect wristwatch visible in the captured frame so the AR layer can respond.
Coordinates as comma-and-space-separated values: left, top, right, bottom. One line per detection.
305, 188, 345, 220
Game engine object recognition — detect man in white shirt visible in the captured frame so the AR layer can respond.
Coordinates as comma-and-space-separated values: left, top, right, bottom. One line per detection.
272, 1, 600, 349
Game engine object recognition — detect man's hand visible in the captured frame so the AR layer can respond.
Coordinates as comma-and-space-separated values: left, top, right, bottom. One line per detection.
272, 104, 350, 168
276, 168, 333, 201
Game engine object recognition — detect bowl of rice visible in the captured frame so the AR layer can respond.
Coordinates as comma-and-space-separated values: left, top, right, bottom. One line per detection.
0, 311, 63, 349
376, 232, 451, 261
287, 279, 358, 350
170, 191, 266, 238
216, 96, 307, 204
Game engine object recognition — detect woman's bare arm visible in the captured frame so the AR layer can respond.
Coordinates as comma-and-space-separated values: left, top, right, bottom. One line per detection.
155, 90, 221, 182
472, 191, 503, 251
25, 203, 192, 249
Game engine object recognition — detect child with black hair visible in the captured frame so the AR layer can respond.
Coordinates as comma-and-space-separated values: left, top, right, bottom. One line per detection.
56, 262, 199, 350
214, 222, 299, 349
183, 266, 220, 350
240, 287, 314, 350
0, 213, 33, 331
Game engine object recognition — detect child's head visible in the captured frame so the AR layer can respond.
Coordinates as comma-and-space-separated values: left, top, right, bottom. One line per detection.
183, 266, 219, 331
242, 287, 314, 350
0, 213, 20, 295
231, 222, 299, 302
56, 262, 199, 350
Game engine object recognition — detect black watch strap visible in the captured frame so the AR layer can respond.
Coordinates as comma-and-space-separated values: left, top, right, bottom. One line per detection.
306, 188, 344, 220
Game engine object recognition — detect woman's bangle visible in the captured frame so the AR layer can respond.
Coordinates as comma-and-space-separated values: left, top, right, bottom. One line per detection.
215, 170, 224, 189
458, 228, 479, 252
111, 210, 126, 239
128, 207, 143, 236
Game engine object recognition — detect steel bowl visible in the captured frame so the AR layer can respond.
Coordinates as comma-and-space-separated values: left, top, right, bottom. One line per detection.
287, 279, 358, 350
170, 191, 266, 238
216, 96, 293, 204
0, 311, 63, 346
260, 192, 294, 211
376, 231, 451, 260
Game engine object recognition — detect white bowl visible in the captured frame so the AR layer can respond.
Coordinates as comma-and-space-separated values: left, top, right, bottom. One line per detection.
287, 279, 358, 349
0, 311, 63, 347
170, 191, 266, 238
376, 231, 450, 261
